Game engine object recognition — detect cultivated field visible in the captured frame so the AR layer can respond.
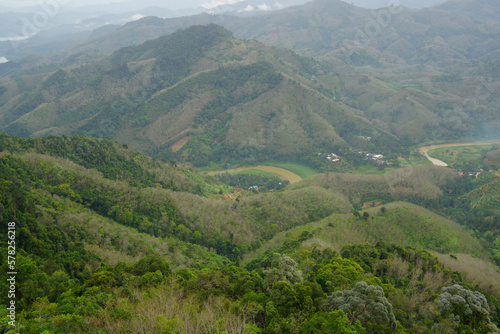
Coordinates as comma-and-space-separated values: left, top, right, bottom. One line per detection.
207, 165, 303, 184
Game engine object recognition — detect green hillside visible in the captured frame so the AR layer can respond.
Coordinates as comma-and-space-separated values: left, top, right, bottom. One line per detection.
465, 171, 500, 211
0, 1, 499, 331
427, 144, 500, 170
244, 201, 485, 265
3, 0, 497, 145
0, 24, 409, 168
1, 133, 500, 333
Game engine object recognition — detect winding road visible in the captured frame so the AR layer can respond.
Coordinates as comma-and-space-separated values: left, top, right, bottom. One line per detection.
418, 140, 500, 166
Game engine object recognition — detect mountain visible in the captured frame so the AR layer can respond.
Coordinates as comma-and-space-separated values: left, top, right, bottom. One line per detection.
11, 0, 500, 78
215, 0, 500, 72
0, 24, 412, 167
436, 0, 500, 22
0, 0, 308, 64
14, 0, 496, 143
1, 0, 500, 155
344, 0, 447, 9
1, 2, 500, 332
7, 0, 500, 73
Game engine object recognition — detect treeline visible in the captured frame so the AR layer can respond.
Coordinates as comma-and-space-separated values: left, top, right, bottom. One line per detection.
0, 135, 248, 261
0, 133, 200, 192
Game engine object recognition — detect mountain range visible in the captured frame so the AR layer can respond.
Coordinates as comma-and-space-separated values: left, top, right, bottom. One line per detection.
1, 1, 500, 332
0, 24, 407, 167
0, 0, 499, 166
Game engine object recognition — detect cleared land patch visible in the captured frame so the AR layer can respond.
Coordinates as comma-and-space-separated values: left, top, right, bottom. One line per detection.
418, 139, 500, 166
207, 165, 303, 184
171, 135, 193, 152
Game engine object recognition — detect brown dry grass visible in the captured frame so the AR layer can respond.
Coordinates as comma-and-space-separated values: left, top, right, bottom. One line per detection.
171, 135, 193, 152
432, 252, 500, 299
101, 282, 250, 334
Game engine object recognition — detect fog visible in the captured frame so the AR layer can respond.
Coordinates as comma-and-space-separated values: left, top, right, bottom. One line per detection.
0, 0, 448, 12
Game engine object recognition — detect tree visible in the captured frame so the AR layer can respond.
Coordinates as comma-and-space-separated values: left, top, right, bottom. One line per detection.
263, 253, 303, 290
437, 284, 499, 333
323, 281, 397, 329
301, 310, 365, 334
316, 257, 364, 293
47, 270, 75, 302
132, 255, 171, 276
268, 280, 315, 317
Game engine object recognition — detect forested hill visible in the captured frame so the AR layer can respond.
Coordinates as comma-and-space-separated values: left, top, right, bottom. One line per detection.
1, 133, 500, 333
2, 0, 497, 145
0, 24, 411, 166
4, 21, 497, 168
0, 8, 499, 165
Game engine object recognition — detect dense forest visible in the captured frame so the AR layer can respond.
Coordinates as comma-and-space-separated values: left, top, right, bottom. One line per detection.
0, 134, 499, 333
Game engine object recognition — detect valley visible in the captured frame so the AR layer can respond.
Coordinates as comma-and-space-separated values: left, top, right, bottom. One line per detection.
419, 139, 500, 166
0, 0, 500, 333
207, 165, 303, 184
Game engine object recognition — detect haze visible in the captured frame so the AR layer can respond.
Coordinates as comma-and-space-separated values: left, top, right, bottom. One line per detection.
0, 0, 448, 11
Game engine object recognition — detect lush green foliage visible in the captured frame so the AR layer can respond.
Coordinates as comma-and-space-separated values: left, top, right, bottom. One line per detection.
324, 281, 397, 329
428, 145, 500, 170
436, 284, 499, 333
0, 133, 499, 333
2, 238, 498, 333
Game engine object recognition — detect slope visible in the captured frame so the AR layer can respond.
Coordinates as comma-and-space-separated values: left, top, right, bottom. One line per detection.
2, 133, 499, 334
243, 201, 486, 265
3, 0, 499, 146
0, 24, 406, 167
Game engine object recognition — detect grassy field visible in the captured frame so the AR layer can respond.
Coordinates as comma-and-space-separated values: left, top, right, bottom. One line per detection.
243, 201, 487, 265
419, 140, 500, 167
207, 165, 303, 183
262, 161, 319, 179
201, 161, 318, 178
228, 169, 285, 179
398, 155, 432, 167
427, 145, 495, 168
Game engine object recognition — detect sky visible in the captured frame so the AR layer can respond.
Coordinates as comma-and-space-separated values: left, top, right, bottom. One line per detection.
0, 0, 211, 9
0, 0, 448, 10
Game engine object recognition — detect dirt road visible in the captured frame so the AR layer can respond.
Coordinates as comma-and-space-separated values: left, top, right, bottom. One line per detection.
418, 140, 500, 166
